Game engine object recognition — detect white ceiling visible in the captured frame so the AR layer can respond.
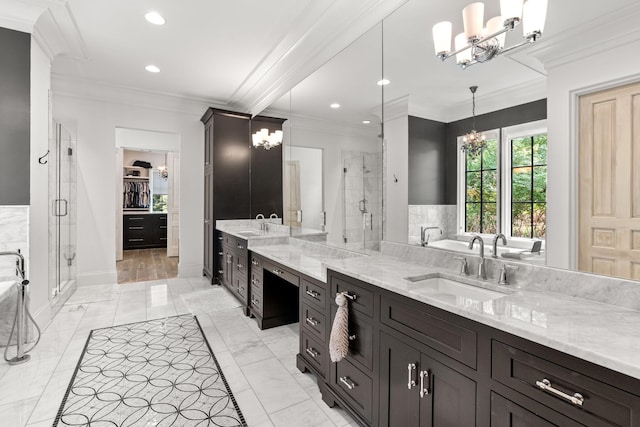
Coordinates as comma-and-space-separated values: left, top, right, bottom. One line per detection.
271, 0, 639, 125
2, 0, 638, 125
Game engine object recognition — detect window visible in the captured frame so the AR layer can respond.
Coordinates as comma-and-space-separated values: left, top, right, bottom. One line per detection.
457, 120, 547, 240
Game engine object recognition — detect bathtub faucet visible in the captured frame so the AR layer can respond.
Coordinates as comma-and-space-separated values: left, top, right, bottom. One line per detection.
420, 226, 443, 247
0, 250, 27, 284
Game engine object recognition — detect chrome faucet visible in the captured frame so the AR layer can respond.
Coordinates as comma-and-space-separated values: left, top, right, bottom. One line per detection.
0, 250, 27, 283
255, 214, 266, 231
269, 213, 279, 219
492, 233, 507, 258
420, 226, 443, 247
468, 235, 487, 279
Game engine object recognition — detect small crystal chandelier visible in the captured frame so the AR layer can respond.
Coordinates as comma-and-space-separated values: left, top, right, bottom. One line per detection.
252, 128, 283, 150
432, 0, 548, 69
158, 154, 168, 181
462, 86, 486, 156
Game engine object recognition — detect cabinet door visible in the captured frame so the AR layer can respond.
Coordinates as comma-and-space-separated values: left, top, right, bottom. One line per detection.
420, 352, 476, 427
379, 332, 421, 427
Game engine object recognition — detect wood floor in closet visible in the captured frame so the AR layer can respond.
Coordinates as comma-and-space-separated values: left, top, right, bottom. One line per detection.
116, 248, 178, 284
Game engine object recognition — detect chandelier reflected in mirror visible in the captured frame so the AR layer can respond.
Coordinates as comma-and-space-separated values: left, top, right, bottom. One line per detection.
432, 0, 548, 69
462, 86, 486, 156
252, 128, 283, 150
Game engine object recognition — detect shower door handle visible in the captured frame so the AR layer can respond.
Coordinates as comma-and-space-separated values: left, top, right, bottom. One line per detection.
320, 211, 326, 227
53, 199, 68, 217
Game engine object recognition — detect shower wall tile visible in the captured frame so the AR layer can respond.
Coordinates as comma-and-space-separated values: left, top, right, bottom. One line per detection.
408, 205, 457, 245
0, 206, 29, 281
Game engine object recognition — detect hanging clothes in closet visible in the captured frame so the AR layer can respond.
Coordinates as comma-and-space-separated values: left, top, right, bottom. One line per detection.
123, 181, 150, 208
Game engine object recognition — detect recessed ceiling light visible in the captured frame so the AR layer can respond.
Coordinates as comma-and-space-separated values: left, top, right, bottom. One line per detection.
145, 11, 166, 25
145, 65, 160, 73
330, 103, 340, 109
362, 120, 371, 124
377, 79, 390, 86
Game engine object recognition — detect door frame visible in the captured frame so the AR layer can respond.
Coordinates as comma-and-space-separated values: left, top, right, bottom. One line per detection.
569, 73, 640, 270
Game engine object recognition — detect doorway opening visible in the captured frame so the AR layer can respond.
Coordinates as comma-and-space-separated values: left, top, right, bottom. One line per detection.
115, 128, 180, 284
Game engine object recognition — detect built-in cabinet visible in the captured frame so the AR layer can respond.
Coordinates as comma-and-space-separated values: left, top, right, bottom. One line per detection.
296, 269, 640, 427
122, 214, 167, 249
201, 109, 285, 283
219, 231, 249, 312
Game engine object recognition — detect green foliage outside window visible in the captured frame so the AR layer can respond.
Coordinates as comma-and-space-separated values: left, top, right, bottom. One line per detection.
463, 133, 547, 239
153, 194, 168, 213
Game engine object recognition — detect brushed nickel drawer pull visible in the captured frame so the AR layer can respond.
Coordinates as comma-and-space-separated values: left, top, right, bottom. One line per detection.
348, 334, 356, 341
305, 317, 319, 326
237, 286, 245, 292
129, 217, 144, 220
535, 378, 584, 406
408, 363, 417, 390
306, 290, 320, 299
237, 244, 245, 249
306, 348, 319, 358
273, 269, 283, 275
339, 376, 355, 390
251, 297, 259, 306
251, 259, 259, 266
218, 236, 223, 240
128, 226, 144, 230
420, 370, 430, 398
251, 278, 258, 285
342, 292, 357, 301
218, 252, 223, 256
217, 270, 224, 275
129, 238, 144, 242
237, 263, 244, 270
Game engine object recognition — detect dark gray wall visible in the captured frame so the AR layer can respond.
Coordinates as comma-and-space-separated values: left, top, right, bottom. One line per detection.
408, 116, 447, 205
0, 27, 30, 205
443, 98, 547, 204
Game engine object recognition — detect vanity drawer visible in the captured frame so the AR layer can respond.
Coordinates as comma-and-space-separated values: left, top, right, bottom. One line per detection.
301, 330, 326, 377
233, 237, 247, 251
264, 260, 300, 287
492, 340, 640, 427
331, 303, 374, 372
234, 276, 248, 304
380, 294, 477, 369
491, 392, 585, 427
250, 275, 263, 297
302, 278, 326, 310
302, 304, 326, 342
250, 291, 262, 316
330, 274, 374, 317
250, 254, 263, 274
332, 358, 373, 424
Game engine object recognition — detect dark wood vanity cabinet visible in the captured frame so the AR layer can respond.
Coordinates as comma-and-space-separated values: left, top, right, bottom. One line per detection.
301, 269, 640, 427
249, 254, 300, 330
201, 109, 285, 284
219, 231, 249, 312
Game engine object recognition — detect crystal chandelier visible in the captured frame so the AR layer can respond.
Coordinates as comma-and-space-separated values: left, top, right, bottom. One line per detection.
462, 86, 486, 156
252, 128, 283, 150
432, 0, 548, 69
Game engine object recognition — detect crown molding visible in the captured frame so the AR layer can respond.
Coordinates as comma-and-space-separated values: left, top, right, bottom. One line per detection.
527, 3, 640, 71
240, 0, 408, 116
51, 74, 226, 117
380, 95, 409, 122
0, 0, 63, 32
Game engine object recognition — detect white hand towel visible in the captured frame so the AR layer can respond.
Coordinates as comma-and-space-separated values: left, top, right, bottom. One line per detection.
329, 292, 349, 362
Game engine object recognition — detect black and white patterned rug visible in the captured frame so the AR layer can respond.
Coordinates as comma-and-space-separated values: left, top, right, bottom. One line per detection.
54, 315, 246, 426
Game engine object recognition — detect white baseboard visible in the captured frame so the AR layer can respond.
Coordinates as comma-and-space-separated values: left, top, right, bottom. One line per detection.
77, 270, 118, 286
178, 263, 203, 278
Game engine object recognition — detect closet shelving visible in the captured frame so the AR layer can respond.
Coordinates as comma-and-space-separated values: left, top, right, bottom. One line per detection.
123, 165, 153, 211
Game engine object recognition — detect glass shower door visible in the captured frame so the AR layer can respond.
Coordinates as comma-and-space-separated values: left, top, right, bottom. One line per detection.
49, 123, 77, 298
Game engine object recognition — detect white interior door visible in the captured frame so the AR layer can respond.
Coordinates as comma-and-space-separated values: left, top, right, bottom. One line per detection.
167, 152, 180, 257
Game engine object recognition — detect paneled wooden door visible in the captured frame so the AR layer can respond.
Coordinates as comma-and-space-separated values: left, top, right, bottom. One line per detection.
579, 81, 640, 279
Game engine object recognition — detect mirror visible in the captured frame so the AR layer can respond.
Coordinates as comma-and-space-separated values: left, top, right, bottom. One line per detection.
269, 23, 384, 253
379, 0, 640, 280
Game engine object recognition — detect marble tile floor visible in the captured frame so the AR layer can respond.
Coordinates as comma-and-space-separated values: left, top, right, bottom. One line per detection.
116, 248, 178, 284
0, 277, 358, 427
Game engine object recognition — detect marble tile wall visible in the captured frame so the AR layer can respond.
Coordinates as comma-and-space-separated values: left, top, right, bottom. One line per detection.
408, 205, 457, 245
0, 206, 29, 282
380, 241, 640, 311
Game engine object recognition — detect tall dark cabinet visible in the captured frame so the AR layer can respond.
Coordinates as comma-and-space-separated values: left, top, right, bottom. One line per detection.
201, 108, 285, 283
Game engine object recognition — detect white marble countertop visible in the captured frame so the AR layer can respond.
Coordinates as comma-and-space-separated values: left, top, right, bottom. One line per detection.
216, 223, 290, 240
250, 241, 364, 282
322, 255, 640, 381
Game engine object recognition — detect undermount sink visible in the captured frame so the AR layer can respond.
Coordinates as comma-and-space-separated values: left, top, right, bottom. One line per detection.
406, 275, 507, 303
234, 230, 262, 237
